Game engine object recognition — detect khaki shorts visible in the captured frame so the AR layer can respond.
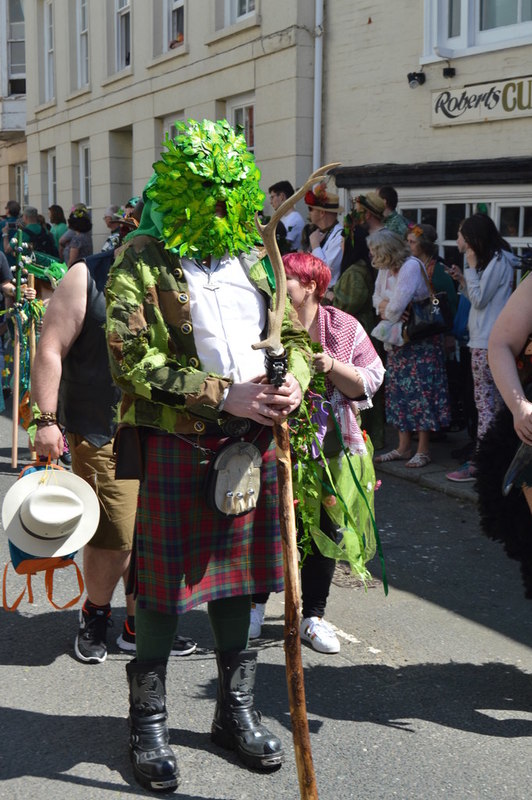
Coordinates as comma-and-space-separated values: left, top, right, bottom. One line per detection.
67, 434, 139, 551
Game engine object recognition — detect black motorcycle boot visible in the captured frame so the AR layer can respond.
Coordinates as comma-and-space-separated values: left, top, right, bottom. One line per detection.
126, 658, 179, 793
211, 648, 284, 771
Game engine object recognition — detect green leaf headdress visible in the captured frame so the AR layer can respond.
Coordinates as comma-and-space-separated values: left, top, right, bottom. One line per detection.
140, 119, 265, 259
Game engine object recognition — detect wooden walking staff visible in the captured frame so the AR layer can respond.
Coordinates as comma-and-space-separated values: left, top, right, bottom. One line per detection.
11, 229, 25, 468
27, 273, 37, 462
253, 162, 340, 800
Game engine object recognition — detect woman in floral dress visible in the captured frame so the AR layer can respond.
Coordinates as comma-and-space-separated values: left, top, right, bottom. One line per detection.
369, 228, 450, 468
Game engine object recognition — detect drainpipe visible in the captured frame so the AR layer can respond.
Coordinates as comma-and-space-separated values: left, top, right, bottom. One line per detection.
312, 0, 324, 171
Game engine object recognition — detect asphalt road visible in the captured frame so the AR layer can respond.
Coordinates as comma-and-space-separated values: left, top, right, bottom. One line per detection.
0, 408, 531, 799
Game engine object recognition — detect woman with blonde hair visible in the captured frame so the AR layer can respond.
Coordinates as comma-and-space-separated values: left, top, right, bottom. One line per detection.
369, 228, 450, 468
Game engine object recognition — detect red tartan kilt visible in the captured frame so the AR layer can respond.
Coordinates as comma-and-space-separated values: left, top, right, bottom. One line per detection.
134, 428, 283, 615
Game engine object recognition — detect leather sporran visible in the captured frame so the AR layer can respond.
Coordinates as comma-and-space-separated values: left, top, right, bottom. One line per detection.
205, 440, 262, 517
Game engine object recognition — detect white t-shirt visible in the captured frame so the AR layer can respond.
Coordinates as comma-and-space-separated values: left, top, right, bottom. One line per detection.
281, 209, 305, 250
311, 222, 344, 287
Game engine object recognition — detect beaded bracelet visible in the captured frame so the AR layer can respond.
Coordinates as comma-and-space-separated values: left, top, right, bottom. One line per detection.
30, 411, 59, 429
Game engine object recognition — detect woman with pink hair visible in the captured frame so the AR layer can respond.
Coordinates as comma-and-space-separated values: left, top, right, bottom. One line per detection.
250, 252, 385, 653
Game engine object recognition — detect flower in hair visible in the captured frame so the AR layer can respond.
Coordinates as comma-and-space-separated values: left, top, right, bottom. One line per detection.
304, 182, 330, 207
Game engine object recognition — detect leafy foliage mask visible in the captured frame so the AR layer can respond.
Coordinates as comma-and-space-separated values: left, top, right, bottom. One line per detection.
144, 119, 265, 259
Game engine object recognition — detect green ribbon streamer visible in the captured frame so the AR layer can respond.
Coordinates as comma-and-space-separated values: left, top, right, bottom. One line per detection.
300, 398, 389, 596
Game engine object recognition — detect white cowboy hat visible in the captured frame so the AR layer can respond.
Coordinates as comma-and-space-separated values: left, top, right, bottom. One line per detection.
2, 468, 100, 557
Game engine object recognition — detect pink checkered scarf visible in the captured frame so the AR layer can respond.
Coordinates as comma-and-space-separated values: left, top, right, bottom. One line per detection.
317, 305, 384, 454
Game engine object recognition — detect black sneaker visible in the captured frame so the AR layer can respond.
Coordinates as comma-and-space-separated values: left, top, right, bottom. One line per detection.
116, 620, 197, 657
74, 602, 112, 664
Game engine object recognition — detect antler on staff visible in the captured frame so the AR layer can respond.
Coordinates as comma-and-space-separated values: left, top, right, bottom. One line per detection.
252, 162, 341, 355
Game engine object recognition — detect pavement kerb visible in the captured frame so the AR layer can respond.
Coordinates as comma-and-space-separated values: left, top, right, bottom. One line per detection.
374, 459, 478, 504
373, 427, 478, 505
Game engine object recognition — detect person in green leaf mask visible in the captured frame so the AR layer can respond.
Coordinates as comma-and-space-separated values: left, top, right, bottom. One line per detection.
105, 118, 312, 793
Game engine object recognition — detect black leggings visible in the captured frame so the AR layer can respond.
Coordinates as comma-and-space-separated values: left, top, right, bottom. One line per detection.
253, 506, 339, 619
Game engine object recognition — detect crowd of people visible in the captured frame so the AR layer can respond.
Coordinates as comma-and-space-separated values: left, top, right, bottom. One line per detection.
1, 119, 530, 793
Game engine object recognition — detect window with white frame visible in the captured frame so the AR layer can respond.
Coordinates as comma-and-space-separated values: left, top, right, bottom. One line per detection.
47, 151, 57, 205
15, 163, 29, 207
166, 0, 185, 49
227, 95, 255, 152
425, 0, 532, 59
225, 0, 255, 26
77, 0, 89, 88
7, 0, 25, 95
79, 141, 91, 207
401, 197, 532, 263
44, 0, 55, 101
116, 0, 131, 70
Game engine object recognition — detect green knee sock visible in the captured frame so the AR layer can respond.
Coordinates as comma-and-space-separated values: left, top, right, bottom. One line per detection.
135, 606, 178, 663
208, 595, 251, 651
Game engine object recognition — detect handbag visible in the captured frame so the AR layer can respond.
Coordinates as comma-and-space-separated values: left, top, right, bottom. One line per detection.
404, 260, 454, 343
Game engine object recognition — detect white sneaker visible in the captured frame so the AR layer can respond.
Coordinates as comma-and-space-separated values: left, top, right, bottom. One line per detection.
249, 603, 266, 639
300, 616, 340, 654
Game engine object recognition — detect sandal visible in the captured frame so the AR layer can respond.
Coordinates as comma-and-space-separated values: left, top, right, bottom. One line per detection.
405, 452, 431, 468
374, 449, 413, 464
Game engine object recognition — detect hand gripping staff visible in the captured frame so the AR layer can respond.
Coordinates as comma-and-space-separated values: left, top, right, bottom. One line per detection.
253, 163, 341, 800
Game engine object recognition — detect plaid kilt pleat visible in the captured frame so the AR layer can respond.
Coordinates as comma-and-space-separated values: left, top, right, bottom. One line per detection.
134, 429, 283, 615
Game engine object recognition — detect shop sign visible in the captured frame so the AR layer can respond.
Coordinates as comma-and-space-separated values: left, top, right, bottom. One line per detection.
432, 76, 532, 126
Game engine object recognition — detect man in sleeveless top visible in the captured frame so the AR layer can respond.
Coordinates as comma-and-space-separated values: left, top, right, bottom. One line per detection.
30, 248, 196, 666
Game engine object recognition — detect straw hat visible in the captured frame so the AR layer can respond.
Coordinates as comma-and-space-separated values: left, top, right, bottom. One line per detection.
304, 182, 343, 213
356, 191, 386, 219
2, 469, 100, 558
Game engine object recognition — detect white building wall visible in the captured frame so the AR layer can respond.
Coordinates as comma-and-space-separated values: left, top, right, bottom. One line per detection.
24, 0, 316, 247
20, 1, 532, 252
322, 4, 532, 167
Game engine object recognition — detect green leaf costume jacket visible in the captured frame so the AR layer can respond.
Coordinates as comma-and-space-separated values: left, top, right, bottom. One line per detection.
105, 236, 312, 434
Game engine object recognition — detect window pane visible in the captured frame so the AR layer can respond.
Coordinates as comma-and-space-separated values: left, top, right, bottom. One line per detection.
445, 204, 466, 240
419, 208, 438, 227
237, 0, 254, 17
443, 245, 461, 268
524, 207, 532, 236
9, 41, 25, 73
80, 0, 88, 29
402, 209, 418, 225
448, 0, 461, 37
246, 105, 254, 148
524, 0, 532, 21
499, 207, 520, 237
80, 34, 89, 84
171, 7, 184, 40
9, 19, 24, 40
119, 12, 131, 67
8, 0, 24, 24
480, 0, 518, 30
9, 78, 25, 93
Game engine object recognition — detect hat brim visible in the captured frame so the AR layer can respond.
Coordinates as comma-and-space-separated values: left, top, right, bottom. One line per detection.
2, 469, 100, 557
309, 204, 343, 214
357, 200, 384, 219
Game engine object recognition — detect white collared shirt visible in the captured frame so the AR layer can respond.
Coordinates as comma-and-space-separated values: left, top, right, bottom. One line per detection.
181, 253, 267, 383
